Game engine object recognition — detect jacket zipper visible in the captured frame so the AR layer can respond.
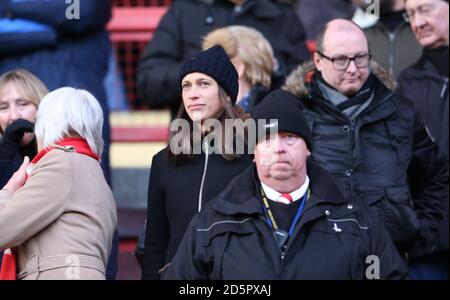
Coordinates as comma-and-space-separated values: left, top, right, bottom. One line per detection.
441, 78, 449, 99
198, 138, 209, 212
388, 31, 396, 76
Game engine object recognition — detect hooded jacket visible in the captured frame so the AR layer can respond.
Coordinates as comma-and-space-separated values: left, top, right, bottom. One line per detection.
163, 162, 408, 280
283, 61, 448, 259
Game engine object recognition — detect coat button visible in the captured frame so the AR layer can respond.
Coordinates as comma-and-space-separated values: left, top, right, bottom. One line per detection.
347, 204, 353, 210
205, 16, 214, 24
342, 125, 351, 133
345, 169, 353, 176
325, 210, 331, 216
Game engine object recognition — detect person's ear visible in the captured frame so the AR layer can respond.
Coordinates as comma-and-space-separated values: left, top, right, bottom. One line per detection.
313, 52, 322, 72
234, 61, 246, 79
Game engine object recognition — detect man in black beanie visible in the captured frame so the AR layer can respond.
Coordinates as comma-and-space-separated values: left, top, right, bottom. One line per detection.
162, 89, 407, 280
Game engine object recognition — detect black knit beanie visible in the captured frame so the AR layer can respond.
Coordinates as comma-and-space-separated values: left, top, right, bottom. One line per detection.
252, 90, 313, 151
178, 45, 239, 104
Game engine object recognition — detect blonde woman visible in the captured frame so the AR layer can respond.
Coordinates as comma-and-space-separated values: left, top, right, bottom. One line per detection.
0, 69, 48, 187
202, 25, 275, 112
0, 87, 117, 280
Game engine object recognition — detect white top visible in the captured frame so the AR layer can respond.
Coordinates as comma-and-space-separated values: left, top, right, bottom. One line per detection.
261, 176, 310, 204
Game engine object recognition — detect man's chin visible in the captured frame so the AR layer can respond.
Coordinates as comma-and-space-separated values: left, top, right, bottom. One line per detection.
269, 169, 292, 180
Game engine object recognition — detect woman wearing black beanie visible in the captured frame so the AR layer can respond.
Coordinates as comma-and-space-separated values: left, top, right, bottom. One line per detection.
141, 45, 252, 280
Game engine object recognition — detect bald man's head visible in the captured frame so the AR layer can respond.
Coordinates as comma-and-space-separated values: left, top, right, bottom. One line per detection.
313, 19, 371, 96
316, 19, 369, 53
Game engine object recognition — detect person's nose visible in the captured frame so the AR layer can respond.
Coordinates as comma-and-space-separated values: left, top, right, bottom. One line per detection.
346, 59, 358, 73
8, 106, 19, 124
412, 13, 427, 30
272, 136, 287, 154
188, 85, 201, 100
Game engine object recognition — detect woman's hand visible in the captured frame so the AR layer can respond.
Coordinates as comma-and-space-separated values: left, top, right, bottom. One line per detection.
3, 156, 30, 193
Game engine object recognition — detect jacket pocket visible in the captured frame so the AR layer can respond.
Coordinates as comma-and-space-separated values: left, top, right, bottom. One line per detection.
373, 187, 420, 251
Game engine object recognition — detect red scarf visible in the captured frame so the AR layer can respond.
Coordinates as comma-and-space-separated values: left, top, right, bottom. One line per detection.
0, 137, 99, 280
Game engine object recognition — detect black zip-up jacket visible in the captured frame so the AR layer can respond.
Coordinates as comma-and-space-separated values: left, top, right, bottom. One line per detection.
137, 0, 309, 113
163, 163, 408, 280
284, 64, 449, 259
397, 54, 449, 254
397, 54, 449, 159
142, 146, 252, 280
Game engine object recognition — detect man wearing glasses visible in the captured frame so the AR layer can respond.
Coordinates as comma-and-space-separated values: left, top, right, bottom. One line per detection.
398, 0, 449, 279
284, 19, 448, 277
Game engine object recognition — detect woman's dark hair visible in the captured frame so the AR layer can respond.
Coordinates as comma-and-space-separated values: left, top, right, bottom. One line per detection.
168, 86, 249, 162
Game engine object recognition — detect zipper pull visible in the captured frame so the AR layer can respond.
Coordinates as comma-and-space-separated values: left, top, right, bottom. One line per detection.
203, 138, 209, 153
441, 78, 449, 99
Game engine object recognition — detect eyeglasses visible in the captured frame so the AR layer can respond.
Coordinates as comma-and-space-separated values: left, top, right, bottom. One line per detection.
316, 51, 372, 71
403, 4, 436, 23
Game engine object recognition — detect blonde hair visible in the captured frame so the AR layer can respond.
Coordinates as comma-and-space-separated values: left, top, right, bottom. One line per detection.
35, 87, 104, 156
0, 68, 48, 108
202, 26, 275, 89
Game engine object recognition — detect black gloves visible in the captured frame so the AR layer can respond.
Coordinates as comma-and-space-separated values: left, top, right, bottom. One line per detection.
0, 119, 36, 160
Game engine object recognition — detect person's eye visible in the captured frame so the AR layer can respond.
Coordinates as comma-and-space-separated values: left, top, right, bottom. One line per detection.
0, 105, 8, 111
200, 81, 210, 87
355, 54, 368, 62
18, 101, 30, 106
182, 83, 190, 90
334, 57, 349, 65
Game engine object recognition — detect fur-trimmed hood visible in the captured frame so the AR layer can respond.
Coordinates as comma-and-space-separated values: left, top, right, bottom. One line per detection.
283, 60, 398, 98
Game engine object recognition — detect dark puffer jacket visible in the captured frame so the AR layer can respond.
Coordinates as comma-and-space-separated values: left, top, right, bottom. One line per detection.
163, 163, 408, 280
283, 62, 448, 259
137, 0, 309, 114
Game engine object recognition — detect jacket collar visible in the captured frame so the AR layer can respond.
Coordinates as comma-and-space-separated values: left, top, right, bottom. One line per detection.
409, 54, 448, 81
211, 160, 348, 217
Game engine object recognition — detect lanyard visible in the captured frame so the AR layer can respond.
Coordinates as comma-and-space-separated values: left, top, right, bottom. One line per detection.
260, 186, 310, 236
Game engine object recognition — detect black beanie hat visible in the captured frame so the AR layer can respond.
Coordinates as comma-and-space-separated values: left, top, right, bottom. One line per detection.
252, 90, 313, 151
178, 45, 239, 104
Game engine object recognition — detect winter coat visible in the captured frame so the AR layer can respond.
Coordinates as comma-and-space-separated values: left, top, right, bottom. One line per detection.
283, 62, 448, 259
137, 0, 310, 114
364, 20, 422, 78
142, 146, 252, 280
238, 85, 270, 114
397, 54, 449, 253
0, 147, 117, 280
163, 162, 408, 280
